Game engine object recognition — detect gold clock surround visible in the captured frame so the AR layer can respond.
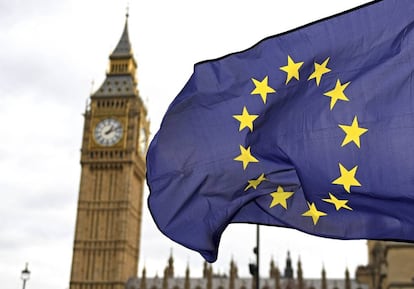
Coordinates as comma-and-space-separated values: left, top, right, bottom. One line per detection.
90, 116, 128, 149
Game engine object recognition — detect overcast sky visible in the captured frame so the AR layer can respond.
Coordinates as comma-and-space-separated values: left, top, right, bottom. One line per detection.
0, 1, 374, 288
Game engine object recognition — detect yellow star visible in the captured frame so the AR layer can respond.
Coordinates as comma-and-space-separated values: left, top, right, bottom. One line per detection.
269, 186, 294, 209
323, 79, 350, 110
332, 163, 361, 193
280, 55, 304, 84
302, 202, 327, 225
233, 106, 259, 132
338, 116, 368, 148
234, 145, 259, 170
308, 57, 331, 86
245, 173, 267, 191
322, 193, 352, 211
251, 76, 276, 104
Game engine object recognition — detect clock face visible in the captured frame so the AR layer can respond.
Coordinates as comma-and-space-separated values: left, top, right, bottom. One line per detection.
94, 118, 123, 146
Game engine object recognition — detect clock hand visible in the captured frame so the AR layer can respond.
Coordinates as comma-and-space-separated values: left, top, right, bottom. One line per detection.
104, 126, 114, 135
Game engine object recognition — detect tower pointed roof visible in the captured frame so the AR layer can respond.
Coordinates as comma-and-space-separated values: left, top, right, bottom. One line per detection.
92, 13, 138, 98
111, 15, 132, 58
284, 251, 293, 279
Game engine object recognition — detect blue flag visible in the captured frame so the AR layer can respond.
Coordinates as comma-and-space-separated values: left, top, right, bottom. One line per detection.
147, 0, 414, 262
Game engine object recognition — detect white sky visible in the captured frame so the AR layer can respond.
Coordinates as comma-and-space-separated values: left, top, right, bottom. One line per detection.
0, 1, 374, 288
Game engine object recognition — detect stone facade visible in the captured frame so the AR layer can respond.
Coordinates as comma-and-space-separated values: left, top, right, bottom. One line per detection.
356, 241, 414, 289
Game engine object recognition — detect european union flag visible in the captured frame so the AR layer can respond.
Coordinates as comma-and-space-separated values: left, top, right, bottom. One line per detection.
147, 0, 414, 262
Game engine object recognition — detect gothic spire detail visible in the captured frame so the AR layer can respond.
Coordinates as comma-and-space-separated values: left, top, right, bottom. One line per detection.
185, 263, 190, 289
321, 265, 327, 289
92, 13, 138, 98
111, 15, 132, 58
345, 267, 351, 289
167, 248, 174, 278
284, 251, 294, 279
140, 266, 147, 289
297, 257, 304, 289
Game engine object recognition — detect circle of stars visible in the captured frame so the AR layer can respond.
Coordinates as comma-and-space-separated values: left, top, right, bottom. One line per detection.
232, 55, 369, 226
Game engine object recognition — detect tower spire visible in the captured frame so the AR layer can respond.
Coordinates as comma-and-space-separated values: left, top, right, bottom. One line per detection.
297, 257, 304, 289
284, 251, 293, 279
111, 14, 132, 58
92, 14, 138, 98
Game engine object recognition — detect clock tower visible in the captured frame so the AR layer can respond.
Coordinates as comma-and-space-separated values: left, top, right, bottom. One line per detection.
70, 15, 149, 289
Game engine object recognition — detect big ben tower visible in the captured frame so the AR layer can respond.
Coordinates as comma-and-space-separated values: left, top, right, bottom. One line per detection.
70, 14, 149, 289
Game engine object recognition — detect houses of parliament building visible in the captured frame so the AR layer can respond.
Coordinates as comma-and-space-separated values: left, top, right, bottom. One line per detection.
68, 14, 414, 289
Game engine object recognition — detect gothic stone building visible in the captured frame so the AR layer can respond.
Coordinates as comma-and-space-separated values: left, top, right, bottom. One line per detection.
356, 241, 414, 289
134, 252, 366, 289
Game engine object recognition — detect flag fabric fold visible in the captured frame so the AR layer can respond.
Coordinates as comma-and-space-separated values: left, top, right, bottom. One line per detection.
147, 0, 414, 262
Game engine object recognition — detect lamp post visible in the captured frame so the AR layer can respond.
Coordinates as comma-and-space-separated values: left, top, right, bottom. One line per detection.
248, 225, 260, 289
21, 263, 30, 289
